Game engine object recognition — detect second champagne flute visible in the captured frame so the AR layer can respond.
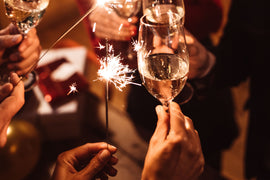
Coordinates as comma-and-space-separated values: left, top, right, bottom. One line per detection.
107, 0, 141, 62
137, 12, 189, 108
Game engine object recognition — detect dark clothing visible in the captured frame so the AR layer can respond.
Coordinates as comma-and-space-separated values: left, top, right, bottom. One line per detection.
185, 0, 222, 41
214, 0, 269, 178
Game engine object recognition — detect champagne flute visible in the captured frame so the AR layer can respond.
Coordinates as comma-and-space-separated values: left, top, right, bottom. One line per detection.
106, 0, 141, 62
1, 0, 49, 90
4, 0, 49, 35
137, 12, 189, 108
108, 0, 141, 19
142, 0, 195, 105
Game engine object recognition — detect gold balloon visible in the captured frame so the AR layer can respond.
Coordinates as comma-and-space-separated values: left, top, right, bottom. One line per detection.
0, 120, 41, 180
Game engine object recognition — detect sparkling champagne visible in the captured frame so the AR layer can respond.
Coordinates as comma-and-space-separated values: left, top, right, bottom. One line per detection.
4, 0, 49, 34
139, 53, 188, 104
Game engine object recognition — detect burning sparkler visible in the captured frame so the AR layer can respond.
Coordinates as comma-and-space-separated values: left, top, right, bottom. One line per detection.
67, 83, 78, 95
132, 39, 143, 52
95, 41, 140, 145
96, 44, 140, 91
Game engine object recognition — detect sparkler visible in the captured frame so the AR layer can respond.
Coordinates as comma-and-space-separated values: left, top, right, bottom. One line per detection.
67, 83, 78, 95
132, 39, 143, 53
96, 44, 140, 91
96, 40, 140, 144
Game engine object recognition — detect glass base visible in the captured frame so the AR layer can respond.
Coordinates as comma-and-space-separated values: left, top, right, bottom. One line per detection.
174, 82, 194, 105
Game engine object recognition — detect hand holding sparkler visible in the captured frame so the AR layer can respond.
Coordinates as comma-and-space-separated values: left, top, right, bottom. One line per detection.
52, 142, 118, 180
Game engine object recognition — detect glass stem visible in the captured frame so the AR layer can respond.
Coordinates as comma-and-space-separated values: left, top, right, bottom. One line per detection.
162, 100, 170, 113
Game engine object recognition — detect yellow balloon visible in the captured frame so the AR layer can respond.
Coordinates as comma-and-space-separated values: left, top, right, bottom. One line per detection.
0, 120, 41, 180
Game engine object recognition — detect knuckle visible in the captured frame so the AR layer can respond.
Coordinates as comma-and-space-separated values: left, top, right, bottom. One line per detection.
168, 135, 187, 147
57, 151, 68, 162
149, 135, 159, 145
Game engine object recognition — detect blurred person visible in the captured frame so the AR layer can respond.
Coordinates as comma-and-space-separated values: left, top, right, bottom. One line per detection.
213, 0, 269, 179
75, 0, 139, 68
0, 23, 42, 76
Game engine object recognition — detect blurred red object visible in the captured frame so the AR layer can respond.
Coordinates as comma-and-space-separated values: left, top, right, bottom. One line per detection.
36, 57, 89, 104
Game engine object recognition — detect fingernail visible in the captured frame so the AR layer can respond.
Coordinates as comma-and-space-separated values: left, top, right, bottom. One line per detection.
10, 72, 17, 80
99, 150, 111, 162
108, 144, 117, 152
156, 105, 162, 113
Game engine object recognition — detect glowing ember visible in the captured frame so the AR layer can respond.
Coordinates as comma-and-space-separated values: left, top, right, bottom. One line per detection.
96, 44, 140, 91
132, 39, 142, 52
97, 42, 106, 50
67, 83, 78, 95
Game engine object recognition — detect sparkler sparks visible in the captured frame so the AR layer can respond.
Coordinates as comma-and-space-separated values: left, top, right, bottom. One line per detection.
132, 39, 142, 52
97, 42, 106, 50
67, 83, 78, 95
96, 44, 140, 91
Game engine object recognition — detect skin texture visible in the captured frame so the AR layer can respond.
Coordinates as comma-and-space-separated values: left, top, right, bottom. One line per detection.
0, 72, 24, 147
142, 102, 205, 180
0, 24, 41, 76
52, 142, 118, 180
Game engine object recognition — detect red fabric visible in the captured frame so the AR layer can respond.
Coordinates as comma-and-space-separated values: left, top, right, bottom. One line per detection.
184, 0, 223, 40
74, 0, 98, 47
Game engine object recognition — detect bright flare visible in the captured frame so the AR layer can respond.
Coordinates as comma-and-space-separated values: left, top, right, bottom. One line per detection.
96, 44, 140, 91
67, 83, 78, 95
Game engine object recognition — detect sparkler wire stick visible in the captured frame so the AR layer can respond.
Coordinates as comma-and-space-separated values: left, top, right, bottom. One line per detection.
105, 38, 109, 145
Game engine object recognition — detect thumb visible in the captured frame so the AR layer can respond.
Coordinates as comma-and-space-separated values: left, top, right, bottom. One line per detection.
0, 34, 22, 49
0, 83, 13, 101
80, 149, 111, 178
153, 105, 169, 139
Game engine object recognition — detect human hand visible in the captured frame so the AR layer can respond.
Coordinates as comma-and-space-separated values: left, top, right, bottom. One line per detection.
0, 72, 24, 147
185, 29, 215, 79
52, 142, 118, 180
142, 102, 204, 180
89, 5, 137, 41
0, 24, 41, 76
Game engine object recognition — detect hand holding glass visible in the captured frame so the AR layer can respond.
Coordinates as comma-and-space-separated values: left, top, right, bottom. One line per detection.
1, 0, 49, 90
